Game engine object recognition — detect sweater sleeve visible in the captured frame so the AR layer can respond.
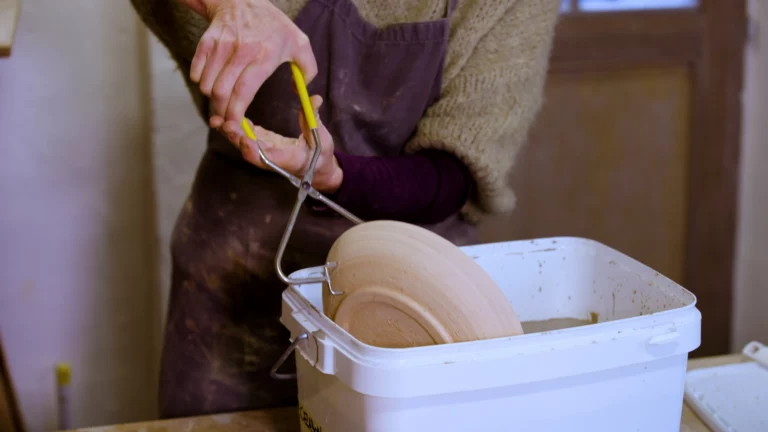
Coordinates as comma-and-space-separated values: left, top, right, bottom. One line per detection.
323, 149, 475, 224
403, 0, 560, 221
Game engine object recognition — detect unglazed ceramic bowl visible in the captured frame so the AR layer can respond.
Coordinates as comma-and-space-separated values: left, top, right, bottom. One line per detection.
322, 220, 524, 349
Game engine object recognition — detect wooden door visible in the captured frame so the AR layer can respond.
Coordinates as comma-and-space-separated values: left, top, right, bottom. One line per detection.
479, 0, 746, 357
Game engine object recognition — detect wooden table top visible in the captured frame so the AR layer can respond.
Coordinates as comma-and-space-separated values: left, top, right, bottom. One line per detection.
71, 353, 748, 432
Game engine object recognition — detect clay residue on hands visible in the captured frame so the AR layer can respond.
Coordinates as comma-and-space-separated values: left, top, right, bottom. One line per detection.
248, 124, 299, 148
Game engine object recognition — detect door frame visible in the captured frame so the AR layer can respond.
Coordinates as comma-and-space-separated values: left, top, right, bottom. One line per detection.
547, 0, 746, 356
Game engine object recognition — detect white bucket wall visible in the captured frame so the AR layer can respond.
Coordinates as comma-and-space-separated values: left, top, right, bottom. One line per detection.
281, 237, 701, 432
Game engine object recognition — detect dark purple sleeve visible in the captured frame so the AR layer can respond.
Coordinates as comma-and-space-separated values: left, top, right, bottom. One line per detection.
314, 149, 474, 224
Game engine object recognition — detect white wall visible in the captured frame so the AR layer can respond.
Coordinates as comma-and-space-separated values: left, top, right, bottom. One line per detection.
0, 1, 158, 430
146, 35, 206, 333
732, 0, 768, 351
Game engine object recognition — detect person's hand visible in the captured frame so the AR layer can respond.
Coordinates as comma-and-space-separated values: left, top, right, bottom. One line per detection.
228, 95, 343, 194
187, 0, 317, 139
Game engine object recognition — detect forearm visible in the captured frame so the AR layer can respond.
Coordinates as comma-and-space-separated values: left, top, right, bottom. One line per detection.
318, 150, 474, 225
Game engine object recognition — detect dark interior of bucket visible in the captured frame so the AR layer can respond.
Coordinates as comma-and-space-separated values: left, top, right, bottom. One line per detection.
521, 313, 599, 333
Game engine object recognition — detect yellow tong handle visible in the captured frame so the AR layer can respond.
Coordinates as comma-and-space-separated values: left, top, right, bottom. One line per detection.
241, 62, 317, 140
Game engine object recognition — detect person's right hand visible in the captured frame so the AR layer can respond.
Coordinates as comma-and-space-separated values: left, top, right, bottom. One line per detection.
185, 0, 317, 142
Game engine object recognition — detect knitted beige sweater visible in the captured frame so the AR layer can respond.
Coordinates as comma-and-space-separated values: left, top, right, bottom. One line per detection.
131, 0, 560, 219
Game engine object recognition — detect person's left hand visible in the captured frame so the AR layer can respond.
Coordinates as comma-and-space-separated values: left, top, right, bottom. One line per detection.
223, 95, 343, 194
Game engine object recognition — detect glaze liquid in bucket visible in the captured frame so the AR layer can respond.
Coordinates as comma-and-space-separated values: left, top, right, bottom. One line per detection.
281, 237, 702, 432
521, 318, 592, 333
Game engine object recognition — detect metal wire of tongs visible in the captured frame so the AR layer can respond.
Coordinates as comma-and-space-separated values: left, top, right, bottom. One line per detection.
241, 63, 364, 294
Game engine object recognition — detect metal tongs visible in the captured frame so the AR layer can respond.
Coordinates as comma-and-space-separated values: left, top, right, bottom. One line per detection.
241, 63, 363, 293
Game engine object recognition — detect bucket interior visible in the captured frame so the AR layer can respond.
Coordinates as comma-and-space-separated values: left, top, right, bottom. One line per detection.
466, 238, 695, 329
291, 237, 696, 335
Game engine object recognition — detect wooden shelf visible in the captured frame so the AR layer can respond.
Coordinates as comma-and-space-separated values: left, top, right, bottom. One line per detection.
1, 0, 20, 57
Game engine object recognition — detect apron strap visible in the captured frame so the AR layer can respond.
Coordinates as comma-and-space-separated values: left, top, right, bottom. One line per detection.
446, 0, 459, 18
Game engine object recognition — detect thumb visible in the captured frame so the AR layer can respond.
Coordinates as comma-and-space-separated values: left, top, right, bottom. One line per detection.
242, 118, 258, 141
261, 145, 300, 171
298, 95, 324, 142
239, 135, 273, 168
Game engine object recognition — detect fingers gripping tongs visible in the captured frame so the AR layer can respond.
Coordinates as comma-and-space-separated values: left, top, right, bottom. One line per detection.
241, 63, 363, 293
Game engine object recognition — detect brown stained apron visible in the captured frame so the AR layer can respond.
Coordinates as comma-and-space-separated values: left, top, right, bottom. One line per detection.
160, 0, 474, 418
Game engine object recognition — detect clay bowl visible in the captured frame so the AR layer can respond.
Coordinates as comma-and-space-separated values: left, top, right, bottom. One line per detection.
322, 220, 524, 349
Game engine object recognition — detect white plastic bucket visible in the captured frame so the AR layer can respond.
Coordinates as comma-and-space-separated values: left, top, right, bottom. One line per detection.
279, 237, 701, 432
